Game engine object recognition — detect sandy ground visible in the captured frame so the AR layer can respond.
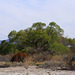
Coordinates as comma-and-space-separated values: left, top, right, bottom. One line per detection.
0, 66, 75, 75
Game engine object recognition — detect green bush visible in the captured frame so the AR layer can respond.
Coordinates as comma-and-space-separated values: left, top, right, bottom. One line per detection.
50, 42, 70, 54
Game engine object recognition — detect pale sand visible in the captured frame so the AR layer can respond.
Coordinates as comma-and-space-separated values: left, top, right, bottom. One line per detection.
0, 66, 75, 75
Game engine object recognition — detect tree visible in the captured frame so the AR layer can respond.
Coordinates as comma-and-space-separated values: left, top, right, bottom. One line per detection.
49, 22, 64, 35
7, 22, 70, 55
50, 41, 70, 54
0, 40, 17, 55
14, 30, 27, 49
16, 30, 26, 41
8, 30, 17, 40
46, 22, 64, 43
32, 22, 46, 30
1, 40, 7, 46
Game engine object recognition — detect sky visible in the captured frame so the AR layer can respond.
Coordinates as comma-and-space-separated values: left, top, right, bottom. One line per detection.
0, 0, 75, 40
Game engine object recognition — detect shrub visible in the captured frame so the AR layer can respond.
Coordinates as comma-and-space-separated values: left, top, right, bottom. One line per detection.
10, 51, 27, 63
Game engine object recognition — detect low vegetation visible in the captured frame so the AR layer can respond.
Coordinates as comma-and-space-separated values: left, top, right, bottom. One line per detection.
0, 22, 75, 70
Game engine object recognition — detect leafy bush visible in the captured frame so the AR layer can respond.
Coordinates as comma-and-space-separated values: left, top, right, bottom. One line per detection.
50, 42, 70, 54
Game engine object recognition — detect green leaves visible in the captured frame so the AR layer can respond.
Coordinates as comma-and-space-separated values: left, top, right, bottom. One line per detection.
0, 40, 17, 55
32, 22, 46, 30
50, 41, 70, 54
8, 30, 17, 39
49, 22, 56, 27
6, 22, 70, 55
49, 22, 64, 36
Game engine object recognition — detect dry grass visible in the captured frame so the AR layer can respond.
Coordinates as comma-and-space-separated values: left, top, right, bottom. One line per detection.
0, 61, 12, 68
23, 56, 31, 69
0, 53, 75, 70
32, 52, 52, 62
51, 55, 63, 61
36, 55, 72, 70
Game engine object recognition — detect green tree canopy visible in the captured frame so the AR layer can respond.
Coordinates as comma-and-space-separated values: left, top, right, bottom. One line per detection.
8, 30, 17, 40
6, 22, 70, 55
32, 22, 46, 30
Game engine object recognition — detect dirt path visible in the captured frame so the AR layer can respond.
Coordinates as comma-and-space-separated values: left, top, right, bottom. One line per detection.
0, 66, 75, 75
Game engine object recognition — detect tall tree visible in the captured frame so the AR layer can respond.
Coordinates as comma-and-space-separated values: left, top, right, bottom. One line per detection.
7, 22, 70, 55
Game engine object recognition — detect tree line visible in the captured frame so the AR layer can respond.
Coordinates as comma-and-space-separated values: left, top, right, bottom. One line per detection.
0, 22, 74, 55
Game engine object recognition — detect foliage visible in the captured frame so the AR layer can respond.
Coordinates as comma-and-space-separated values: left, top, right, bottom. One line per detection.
50, 41, 70, 54
0, 22, 72, 55
8, 30, 17, 40
0, 40, 17, 55
32, 22, 46, 30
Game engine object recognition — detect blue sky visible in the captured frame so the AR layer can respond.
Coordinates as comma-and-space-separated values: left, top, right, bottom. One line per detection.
0, 0, 75, 40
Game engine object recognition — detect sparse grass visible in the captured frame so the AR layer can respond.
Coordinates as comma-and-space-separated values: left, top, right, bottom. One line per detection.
36, 54, 72, 70
0, 53, 75, 70
0, 61, 25, 67
51, 55, 63, 61
0, 61, 12, 68
35, 61, 45, 66
32, 52, 53, 62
